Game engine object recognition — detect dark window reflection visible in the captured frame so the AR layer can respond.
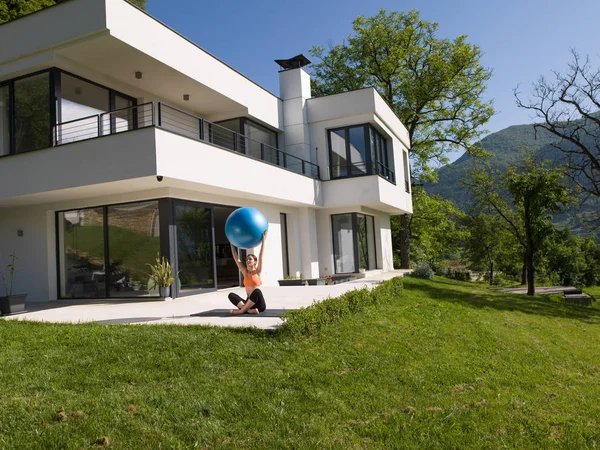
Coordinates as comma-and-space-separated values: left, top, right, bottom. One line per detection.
59, 208, 106, 298
108, 202, 161, 297
175, 203, 214, 292
14, 73, 51, 153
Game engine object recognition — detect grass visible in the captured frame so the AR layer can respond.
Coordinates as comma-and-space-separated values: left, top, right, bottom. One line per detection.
1, 277, 600, 448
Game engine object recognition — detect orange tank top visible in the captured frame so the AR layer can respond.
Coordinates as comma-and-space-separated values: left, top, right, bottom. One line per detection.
243, 273, 261, 288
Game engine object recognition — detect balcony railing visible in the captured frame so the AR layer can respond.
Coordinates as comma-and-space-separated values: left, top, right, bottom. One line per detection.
157, 103, 319, 179
330, 161, 396, 184
55, 102, 155, 145
53, 102, 320, 180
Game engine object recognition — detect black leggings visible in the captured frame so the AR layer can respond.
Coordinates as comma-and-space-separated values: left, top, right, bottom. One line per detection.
228, 289, 266, 312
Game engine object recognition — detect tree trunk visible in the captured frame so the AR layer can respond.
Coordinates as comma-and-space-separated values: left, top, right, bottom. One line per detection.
399, 214, 411, 269
524, 204, 535, 296
489, 261, 494, 286
521, 252, 527, 285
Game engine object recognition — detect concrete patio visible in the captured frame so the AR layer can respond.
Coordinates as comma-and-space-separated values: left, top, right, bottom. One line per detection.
1, 270, 410, 330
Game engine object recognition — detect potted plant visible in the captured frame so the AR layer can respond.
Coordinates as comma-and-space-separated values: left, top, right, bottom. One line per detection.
277, 274, 305, 286
147, 253, 177, 299
0, 253, 27, 315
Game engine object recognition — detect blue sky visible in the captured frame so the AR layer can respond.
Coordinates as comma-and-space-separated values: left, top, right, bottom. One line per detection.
146, 0, 600, 162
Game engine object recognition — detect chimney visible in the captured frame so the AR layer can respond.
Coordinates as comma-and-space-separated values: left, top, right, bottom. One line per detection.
276, 54, 312, 162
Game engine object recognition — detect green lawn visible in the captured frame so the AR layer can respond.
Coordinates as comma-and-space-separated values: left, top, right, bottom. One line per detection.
1, 277, 600, 448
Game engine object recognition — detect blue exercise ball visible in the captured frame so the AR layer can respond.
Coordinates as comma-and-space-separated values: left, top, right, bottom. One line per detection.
225, 207, 268, 249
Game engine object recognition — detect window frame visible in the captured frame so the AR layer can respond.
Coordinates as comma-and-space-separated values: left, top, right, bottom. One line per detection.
327, 124, 395, 184
0, 68, 137, 158
331, 212, 379, 274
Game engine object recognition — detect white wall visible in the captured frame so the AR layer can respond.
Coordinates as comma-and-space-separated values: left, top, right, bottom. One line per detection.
0, 0, 107, 67
104, 0, 281, 129
155, 129, 321, 207
0, 128, 158, 202
0, 208, 52, 301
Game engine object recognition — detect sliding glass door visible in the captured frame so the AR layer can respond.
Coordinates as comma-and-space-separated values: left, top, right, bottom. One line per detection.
174, 202, 215, 295
332, 213, 378, 274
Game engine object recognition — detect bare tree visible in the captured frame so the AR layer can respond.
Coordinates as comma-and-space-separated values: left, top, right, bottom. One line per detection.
515, 50, 600, 204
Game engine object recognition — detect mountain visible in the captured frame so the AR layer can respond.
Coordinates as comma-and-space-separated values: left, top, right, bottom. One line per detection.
425, 123, 560, 208
424, 121, 599, 237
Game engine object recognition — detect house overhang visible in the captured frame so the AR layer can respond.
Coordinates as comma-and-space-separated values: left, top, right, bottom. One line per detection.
0, 0, 282, 128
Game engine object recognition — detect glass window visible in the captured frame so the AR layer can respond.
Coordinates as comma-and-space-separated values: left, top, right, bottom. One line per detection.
113, 94, 134, 133
330, 129, 348, 178
0, 85, 9, 156
280, 213, 290, 278
245, 120, 279, 165
403, 151, 410, 192
14, 73, 51, 153
58, 208, 106, 299
349, 126, 367, 175
357, 214, 368, 270
107, 201, 161, 297
332, 214, 355, 273
332, 213, 378, 273
366, 215, 377, 270
59, 74, 110, 143
175, 203, 215, 293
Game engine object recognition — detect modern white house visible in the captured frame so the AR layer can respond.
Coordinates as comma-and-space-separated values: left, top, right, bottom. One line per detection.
0, 0, 412, 302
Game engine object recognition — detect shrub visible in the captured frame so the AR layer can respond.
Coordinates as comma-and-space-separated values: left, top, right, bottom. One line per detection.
412, 263, 435, 280
444, 269, 471, 282
280, 277, 403, 339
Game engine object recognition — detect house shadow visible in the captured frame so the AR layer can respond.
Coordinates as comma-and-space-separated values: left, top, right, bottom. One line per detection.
405, 279, 600, 324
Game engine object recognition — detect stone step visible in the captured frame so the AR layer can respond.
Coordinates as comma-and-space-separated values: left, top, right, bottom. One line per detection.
563, 293, 593, 306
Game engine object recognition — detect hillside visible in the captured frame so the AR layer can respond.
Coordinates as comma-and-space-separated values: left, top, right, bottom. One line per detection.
425, 123, 560, 208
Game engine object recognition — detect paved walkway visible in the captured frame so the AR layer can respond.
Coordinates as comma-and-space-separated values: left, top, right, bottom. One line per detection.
2, 270, 410, 330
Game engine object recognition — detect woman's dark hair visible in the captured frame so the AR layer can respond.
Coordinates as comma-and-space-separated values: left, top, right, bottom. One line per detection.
246, 254, 257, 262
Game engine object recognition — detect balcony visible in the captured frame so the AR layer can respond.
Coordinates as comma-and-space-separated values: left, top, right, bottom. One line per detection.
53, 102, 320, 180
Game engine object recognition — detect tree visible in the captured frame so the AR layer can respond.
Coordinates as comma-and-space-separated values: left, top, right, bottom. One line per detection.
0, 0, 147, 24
310, 9, 494, 268
515, 50, 600, 207
463, 211, 518, 285
467, 153, 572, 295
392, 187, 465, 270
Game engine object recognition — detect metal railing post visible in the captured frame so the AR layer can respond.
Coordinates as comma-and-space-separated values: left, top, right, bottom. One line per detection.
260, 143, 265, 161
157, 102, 162, 127
199, 118, 204, 141
302, 160, 306, 175
97, 114, 102, 137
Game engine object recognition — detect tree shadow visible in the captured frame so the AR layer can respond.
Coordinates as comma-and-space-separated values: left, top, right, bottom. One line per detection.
404, 279, 600, 324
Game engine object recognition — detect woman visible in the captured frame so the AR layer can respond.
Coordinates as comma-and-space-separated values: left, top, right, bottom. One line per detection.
228, 231, 267, 315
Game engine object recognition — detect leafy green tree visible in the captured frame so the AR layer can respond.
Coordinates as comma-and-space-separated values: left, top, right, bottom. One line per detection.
467, 153, 572, 295
310, 9, 494, 268
0, 0, 147, 24
463, 211, 519, 285
392, 187, 465, 270
540, 228, 600, 287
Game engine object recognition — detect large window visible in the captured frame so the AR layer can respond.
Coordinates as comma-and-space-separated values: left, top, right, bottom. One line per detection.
332, 213, 378, 274
14, 73, 51, 154
215, 117, 279, 162
328, 124, 395, 183
174, 202, 215, 294
280, 213, 290, 278
0, 69, 136, 155
58, 207, 106, 299
58, 201, 160, 299
107, 202, 160, 297
0, 85, 9, 156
